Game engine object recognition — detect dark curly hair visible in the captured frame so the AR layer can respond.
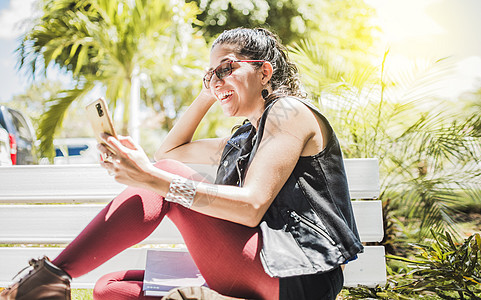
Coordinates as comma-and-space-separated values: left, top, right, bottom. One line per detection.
212, 28, 305, 105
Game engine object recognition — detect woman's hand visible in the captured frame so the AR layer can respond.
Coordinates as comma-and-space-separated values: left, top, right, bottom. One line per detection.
198, 84, 217, 105
98, 134, 157, 189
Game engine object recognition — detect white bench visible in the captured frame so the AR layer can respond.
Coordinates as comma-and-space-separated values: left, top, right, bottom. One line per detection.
0, 159, 386, 289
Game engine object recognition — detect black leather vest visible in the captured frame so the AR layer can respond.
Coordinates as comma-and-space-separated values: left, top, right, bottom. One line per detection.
215, 97, 363, 280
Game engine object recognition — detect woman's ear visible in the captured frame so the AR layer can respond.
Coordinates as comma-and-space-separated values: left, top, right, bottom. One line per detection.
260, 61, 273, 85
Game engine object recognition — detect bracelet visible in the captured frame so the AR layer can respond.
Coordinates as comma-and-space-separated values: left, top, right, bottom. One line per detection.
165, 175, 197, 208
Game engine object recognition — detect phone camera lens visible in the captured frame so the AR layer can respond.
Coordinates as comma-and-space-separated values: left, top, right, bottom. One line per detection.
95, 103, 104, 117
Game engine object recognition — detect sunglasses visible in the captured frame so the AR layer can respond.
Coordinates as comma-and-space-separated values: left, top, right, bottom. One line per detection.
203, 60, 265, 89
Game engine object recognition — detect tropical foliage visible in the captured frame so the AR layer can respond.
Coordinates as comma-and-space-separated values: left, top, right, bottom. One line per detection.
346, 231, 481, 299
17, 0, 208, 158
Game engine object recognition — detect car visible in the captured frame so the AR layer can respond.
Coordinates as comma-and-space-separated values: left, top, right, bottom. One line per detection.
0, 126, 12, 166
0, 105, 38, 165
53, 138, 100, 164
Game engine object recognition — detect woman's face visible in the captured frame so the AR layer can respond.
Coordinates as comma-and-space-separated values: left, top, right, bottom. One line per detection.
207, 44, 265, 119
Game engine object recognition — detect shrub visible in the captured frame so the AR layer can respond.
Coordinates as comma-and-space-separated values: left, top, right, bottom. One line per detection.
345, 231, 481, 299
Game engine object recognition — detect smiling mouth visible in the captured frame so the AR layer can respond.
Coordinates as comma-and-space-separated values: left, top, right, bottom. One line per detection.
217, 90, 234, 103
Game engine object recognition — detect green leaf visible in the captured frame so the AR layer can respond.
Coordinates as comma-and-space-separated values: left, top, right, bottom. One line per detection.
37, 83, 94, 160
475, 233, 481, 248
386, 254, 426, 264
73, 45, 87, 75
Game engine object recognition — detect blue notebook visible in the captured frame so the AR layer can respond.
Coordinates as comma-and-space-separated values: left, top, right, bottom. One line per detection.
143, 249, 206, 296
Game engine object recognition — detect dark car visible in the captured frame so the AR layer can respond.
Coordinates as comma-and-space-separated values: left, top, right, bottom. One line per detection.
0, 106, 37, 165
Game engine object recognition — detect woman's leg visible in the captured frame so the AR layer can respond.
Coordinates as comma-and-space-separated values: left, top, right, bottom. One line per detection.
93, 270, 157, 300
52, 186, 169, 278
55, 159, 278, 299
167, 205, 279, 300
52, 159, 204, 278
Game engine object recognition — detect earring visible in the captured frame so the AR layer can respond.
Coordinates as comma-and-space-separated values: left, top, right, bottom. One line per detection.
261, 89, 269, 100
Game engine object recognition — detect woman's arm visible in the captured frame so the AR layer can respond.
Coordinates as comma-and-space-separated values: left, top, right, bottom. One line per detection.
188, 98, 326, 226
102, 98, 326, 227
154, 87, 228, 165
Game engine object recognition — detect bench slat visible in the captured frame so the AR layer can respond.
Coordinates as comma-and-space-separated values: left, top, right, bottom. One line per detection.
0, 204, 184, 244
343, 158, 380, 199
0, 201, 383, 244
351, 201, 384, 242
0, 165, 126, 203
343, 246, 387, 287
0, 159, 379, 203
0, 246, 385, 289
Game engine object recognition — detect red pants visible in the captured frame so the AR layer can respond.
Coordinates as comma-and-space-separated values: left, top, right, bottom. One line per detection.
52, 159, 279, 300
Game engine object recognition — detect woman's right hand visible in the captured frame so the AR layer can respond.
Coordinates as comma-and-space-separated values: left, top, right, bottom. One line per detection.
197, 85, 217, 106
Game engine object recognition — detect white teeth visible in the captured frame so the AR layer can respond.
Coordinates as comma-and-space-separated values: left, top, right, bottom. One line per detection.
218, 90, 234, 100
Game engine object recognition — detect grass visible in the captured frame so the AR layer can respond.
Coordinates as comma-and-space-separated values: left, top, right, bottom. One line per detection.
0, 288, 94, 300
72, 289, 94, 300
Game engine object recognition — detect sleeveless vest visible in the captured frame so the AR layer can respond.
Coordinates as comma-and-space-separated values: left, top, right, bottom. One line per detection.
215, 97, 363, 279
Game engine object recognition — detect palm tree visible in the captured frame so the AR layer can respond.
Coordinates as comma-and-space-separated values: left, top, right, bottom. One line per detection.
289, 40, 481, 241
17, 0, 208, 158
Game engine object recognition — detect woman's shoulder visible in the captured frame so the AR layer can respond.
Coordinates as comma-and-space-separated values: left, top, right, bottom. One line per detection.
266, 96, 323, 125
265, 96, 333, 154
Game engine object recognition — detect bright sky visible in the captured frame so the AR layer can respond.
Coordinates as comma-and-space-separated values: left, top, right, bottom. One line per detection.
364, 0, 481, 98
1, 0, 481, 101
0, 0, 38, 101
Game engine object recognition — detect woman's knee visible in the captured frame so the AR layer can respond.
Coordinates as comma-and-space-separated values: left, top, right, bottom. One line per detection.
92, 272, 114, 300
93, 270, 145, 300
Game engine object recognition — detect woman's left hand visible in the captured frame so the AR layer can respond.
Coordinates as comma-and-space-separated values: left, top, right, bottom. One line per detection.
98, 134, 157, 188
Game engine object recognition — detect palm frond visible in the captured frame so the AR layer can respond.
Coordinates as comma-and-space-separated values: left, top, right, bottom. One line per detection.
38, 82, 94, 160
288, 39, 376, 97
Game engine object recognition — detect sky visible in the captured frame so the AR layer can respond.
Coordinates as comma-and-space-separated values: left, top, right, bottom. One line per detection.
1, 0, 481, 102
0, 0, 38, 101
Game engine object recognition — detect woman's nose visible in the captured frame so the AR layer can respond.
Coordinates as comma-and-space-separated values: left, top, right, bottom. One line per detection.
210, 74, 224, 88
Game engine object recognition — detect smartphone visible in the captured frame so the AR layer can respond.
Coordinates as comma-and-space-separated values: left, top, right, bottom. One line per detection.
85, 98, 117, 156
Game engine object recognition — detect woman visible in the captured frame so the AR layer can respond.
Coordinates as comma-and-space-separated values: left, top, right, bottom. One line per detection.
1, 28, 362, 300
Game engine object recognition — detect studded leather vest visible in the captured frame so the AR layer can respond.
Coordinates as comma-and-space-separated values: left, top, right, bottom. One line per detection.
215, 97, 363, 280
